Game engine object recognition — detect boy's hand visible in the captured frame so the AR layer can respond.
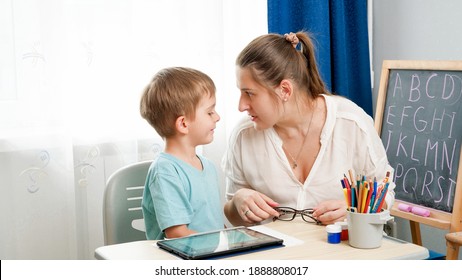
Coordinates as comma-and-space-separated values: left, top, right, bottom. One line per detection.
164, 225, 196, 239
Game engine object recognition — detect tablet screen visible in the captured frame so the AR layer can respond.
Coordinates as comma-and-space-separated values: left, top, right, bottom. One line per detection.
157, 227, 283, 260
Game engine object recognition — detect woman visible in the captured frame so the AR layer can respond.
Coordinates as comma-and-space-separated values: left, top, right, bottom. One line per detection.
223, 31, 395, 226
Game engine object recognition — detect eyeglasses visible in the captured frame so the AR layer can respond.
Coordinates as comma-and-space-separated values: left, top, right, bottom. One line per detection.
273, 206, 321, 225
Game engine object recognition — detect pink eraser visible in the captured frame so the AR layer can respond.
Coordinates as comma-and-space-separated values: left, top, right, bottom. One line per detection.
411, 207, 430, 217
398, 203, 412, 212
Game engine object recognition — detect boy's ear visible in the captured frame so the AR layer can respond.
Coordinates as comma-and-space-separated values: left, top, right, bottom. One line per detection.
175, 116, 188, 134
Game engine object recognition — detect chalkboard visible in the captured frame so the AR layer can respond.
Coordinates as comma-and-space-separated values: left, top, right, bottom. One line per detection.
380, 69, 461, 212
375, 61, 462, 233
374, 61, 462, 257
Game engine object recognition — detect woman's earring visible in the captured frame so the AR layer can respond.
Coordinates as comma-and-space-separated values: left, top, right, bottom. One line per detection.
283, 98, 288, 102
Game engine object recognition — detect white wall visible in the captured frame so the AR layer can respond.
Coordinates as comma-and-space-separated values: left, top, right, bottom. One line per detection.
371, 0, 462, 258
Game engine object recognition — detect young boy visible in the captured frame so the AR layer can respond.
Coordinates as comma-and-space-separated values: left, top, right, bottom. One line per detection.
140, 67, 224, 239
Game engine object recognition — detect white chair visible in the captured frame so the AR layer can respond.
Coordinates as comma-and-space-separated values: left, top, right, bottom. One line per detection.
103, 160, 152, 245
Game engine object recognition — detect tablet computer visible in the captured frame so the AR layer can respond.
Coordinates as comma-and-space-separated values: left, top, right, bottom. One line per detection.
156, 226, 284, 260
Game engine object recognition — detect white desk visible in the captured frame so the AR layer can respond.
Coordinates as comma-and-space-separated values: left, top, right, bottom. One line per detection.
95, 219, 429, 260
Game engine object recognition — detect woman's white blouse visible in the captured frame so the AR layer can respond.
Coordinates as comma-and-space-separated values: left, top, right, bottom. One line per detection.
222, 94, 395, 210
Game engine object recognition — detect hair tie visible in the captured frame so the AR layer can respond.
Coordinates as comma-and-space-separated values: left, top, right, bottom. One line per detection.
284, 32, 299, 48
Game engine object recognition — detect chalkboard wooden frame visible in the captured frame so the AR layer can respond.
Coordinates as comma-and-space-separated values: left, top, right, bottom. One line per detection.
374, 60, 462, 253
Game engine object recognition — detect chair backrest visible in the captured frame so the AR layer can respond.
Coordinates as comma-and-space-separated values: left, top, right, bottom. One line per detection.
103, 160, 152, 245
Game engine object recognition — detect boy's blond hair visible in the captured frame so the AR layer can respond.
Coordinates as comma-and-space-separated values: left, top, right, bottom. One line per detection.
140, 67, 216, 138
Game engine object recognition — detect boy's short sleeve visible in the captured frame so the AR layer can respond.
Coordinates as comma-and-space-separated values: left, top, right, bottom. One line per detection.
148, 171, 193, 232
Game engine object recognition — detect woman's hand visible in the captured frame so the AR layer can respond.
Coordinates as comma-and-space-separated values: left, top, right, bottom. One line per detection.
312, 199, 347, 225
225, 188, 280, 226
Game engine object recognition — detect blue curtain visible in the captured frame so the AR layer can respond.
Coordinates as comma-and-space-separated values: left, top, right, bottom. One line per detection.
268, 0, 373, 116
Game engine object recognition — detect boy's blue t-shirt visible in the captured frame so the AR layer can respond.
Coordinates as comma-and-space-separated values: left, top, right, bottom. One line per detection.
142, 152, 224, 240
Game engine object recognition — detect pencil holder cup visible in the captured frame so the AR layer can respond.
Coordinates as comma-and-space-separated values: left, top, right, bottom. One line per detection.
346, 210, 393, 249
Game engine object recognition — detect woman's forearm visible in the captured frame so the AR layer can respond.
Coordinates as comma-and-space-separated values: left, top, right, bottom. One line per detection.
224, 200, 248, 227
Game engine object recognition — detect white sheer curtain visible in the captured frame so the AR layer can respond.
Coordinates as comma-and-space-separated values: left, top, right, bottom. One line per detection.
0, 0, 267, 259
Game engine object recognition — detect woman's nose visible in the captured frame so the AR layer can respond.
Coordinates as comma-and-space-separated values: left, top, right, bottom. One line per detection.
238, 96, 249, 112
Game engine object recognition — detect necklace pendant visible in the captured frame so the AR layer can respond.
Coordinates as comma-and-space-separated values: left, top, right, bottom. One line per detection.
292, 162, 298, 169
